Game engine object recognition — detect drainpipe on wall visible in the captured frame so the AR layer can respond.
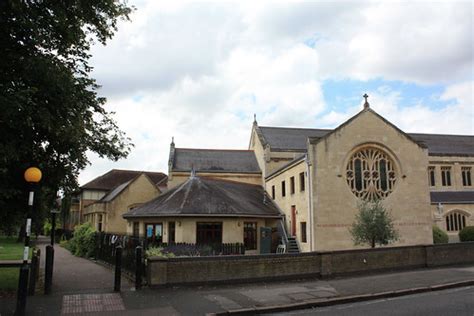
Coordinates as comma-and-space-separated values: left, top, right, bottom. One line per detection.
305, 153, 314, 251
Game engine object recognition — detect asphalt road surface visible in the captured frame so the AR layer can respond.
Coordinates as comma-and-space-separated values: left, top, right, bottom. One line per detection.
273, 286, 474, 316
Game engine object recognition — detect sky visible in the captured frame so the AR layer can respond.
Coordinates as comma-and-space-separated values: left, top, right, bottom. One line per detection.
79, 0, 473, 185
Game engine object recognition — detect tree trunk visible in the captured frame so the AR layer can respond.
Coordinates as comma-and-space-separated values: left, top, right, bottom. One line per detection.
371, 238, 375, 248
17, 224, 25, 242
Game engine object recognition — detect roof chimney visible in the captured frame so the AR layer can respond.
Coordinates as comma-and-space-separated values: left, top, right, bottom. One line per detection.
168, 137, 176, 179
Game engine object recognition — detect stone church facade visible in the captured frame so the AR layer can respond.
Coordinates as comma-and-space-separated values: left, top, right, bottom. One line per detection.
159, 98, 474, 252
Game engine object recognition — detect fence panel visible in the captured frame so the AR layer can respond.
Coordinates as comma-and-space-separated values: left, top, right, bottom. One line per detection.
94, 233, 246, 281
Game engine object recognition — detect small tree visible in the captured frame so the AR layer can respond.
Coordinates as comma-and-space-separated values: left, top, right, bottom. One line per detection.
350, 200, 399, 248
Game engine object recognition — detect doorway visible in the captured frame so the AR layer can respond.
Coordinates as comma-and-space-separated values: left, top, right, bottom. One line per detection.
291, 205, 296, 236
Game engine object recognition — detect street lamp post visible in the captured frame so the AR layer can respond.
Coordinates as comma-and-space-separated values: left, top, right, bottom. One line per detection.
16, 167, 42, 316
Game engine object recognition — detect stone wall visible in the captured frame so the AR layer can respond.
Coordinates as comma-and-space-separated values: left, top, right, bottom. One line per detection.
147, 242, 474, 286
148, 252, 320, 285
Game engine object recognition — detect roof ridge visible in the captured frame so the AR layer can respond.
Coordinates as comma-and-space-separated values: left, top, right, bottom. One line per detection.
408, 132, 474, 137
175, 148, 254, 152
110, 168, 166, 175
259, 126, 333, 131
81, 169, 115, 188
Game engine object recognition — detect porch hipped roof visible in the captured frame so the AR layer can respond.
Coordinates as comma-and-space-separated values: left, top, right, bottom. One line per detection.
123, 177, 282, 219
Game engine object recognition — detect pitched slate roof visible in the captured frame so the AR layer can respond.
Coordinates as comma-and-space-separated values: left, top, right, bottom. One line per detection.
257, 125, 474, 156
171, 148, 261, 173
100, 180, 133, 202
123, 177, 281, 218
408, 133, 474, 156
430, 191, 474, 204
81, 169, 167, 191
258, 126, 330, 151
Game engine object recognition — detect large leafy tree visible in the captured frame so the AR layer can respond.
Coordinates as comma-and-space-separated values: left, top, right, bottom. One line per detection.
0, 0, 133, 233
349, 200, 399, 248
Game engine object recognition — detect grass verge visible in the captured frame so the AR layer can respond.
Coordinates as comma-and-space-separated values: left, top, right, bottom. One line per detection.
0, 236, 32, 292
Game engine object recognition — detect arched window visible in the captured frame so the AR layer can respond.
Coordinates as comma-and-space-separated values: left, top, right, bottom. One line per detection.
346, 147, 397, 200
445, 211, 467, 232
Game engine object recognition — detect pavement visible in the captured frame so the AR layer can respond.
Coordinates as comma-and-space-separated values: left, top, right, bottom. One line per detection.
1, 237, 474, 315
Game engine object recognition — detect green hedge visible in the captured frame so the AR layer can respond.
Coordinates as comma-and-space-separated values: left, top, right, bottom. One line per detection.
459, 226, 474, 242
65, 222, 96, 258
433, 226, 449, 244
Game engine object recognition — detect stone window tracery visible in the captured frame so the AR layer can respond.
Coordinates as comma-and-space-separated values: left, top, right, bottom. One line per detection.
346, 147, 396, 200
446, 211, 467, 232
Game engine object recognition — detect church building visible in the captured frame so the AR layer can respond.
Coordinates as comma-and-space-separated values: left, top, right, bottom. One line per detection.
124, 96, 474, 252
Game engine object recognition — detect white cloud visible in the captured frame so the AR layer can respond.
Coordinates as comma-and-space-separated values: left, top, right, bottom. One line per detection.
79, 1, 473, 185
319, 80, 474, 135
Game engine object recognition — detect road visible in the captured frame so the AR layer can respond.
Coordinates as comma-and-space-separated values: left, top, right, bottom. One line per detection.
273, 286, 474, 316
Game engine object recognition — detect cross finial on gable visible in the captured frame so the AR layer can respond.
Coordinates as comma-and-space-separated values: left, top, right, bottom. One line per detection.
253, 113, 257, 125
363, 93, 370, 109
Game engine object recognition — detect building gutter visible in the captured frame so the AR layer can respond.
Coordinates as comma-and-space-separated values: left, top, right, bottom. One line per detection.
305, 153, 314, 252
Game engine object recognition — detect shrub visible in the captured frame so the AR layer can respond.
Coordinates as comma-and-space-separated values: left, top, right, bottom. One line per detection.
43, 221, 52, 237
432, 226, 448, 244
459, 226, 474, 242
145, 247, 175, 258
67, 222, 96, 258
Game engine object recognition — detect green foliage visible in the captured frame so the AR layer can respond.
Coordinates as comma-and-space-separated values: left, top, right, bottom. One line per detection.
43, 220, 52, 237
459, 226, 474, 242
433, 226, 449, 244
67, 223, 96, 258
59, 239, 69, 249
349, 200, 399, 248
145, 247, 176, 259
0, 0, 134, 234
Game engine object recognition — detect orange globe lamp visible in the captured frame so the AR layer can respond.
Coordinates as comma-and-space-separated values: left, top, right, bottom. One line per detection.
24, 167, 42, 183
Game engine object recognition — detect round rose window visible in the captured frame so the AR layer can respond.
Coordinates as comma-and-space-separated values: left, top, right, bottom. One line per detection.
346, 147, 396, 200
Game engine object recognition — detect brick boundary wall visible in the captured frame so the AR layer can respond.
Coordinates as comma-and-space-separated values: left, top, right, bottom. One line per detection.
146, 242, 474, 286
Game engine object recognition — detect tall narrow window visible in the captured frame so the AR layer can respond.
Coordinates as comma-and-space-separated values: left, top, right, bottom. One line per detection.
354, 159, 363, 192
271, 185, 275, 199
441, 167, 452, 186
244, 222, 257, 250
462, 167, 472, 186
281, 180, 286, 197
98, 214, 103, 232
300, 222, 307, 243
133, 222, 140, 237
290, 176, 295, 194
428, 166, 436, 186
299, 172, 305, 191
168, 222, 176, 244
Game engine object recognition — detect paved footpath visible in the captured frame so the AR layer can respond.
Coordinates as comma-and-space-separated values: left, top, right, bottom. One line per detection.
1, 239, 474, 315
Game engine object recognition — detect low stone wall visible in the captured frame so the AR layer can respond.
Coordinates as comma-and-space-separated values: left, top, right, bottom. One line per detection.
147, 242, 474, 286
148, 252, 320, 285
320, 245, 427, 276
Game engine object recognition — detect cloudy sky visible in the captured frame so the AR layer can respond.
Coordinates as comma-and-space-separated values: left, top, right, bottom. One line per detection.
80, 0, 473, 185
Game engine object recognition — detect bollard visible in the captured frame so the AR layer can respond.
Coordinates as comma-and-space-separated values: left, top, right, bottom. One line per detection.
44, 245, 54, 294
28, 249, 39, 296
135, 246, 143, 290
114, 246, 122, 292
15, 264, 29, 315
